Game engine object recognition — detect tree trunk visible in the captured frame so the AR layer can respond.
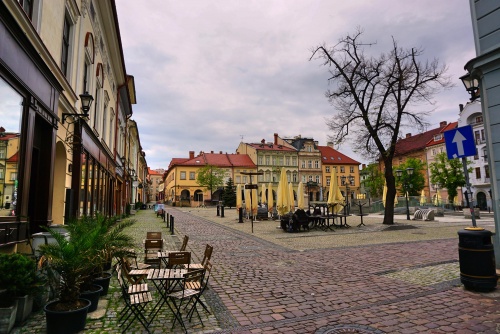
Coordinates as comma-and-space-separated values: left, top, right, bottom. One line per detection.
383, 160, 396, 225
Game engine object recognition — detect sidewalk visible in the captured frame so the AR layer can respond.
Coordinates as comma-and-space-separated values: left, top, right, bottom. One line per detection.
13, 208, 500, 333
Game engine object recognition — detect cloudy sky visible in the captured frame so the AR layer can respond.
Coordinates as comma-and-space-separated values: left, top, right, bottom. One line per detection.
115, 0, 476, 170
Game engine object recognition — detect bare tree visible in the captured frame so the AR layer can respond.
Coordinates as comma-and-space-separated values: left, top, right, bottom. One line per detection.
311, 29, 452, 224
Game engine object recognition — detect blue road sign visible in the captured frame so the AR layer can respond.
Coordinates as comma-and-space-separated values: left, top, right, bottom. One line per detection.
444, 125, 476, 159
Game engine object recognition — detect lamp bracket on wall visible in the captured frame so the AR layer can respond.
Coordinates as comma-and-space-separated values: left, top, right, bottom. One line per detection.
62, 92, 94, 124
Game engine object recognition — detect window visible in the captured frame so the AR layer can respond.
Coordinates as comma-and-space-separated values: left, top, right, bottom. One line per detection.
180, 171, 186, 180
315, 161, 319, 169
272, 157, 277, 165
293, 173, 297, 182
308, 175, 313, 182
258, 156, 263, 165
189, 172, 195, 180
302, 175, 306, 182
325, 166, 330, 173
307, 146, 312, 152
279, 157, 283, 165
340, 166, 345, 173
432, 149, 436, 156
315, 175, 320, 183
61, 15, 71, 77
326, 177, 331, 186
475, 167, 481, 179
10, 172, 17, 181
265, 156, 270, 165
0, 147, 5, 159
485, 166, 490, 178
18, 0, 33, 20
308, 160, 312, 168
350, 166, 354, 173
301, 160, 306, 168
243, 176, 247, 183
236, 176, 241, 183
0, 169, 3, 179
109, 108, 115, 151
286, 157, 290, 166
476, 116, 483, 124
292, 157, 297, 166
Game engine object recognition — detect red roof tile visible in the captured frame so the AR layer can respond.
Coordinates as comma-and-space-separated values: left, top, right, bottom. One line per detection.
7, 152, 18, 163
169, 153, 256, 169
394, 124, 449, 156
317, 146, 360, 165
425, 122, 458, 147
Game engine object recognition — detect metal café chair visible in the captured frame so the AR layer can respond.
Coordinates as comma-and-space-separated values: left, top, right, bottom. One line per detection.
187, 260, 212, 319
190, 244, 213, 270
144, 239, 163, 268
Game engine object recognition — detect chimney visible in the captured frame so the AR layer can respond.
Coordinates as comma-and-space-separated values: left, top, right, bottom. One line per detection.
210, 151, 214, 154
189, 151, 195, 159
406, 133, 412, 138
459, 104, 464, 112
439, 121, 447, 127
362, 164, 366, 169
274, 133, 278, 145
327, 141, 334, 148
219, 151, 222, 154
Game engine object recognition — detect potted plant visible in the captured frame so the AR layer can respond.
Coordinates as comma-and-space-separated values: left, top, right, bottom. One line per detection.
38, 223, 95, 334
75, 215, 135, 296
0, 253, 44, 327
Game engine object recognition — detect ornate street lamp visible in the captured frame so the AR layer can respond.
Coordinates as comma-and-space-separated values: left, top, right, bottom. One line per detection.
340, 174, 355, 215
460, 73, 480, 101
396, 167, 414, 220
62, 92, 94, 124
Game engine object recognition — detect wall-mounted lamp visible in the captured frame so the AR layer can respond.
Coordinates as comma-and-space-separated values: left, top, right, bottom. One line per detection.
68, 163, 72, 173
62, 92, 94, 124
460, 73, 480, 101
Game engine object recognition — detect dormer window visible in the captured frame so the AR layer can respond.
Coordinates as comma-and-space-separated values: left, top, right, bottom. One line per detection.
434, 134, 443, 141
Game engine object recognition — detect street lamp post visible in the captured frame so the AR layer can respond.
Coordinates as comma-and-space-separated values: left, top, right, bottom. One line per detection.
340, 175, 354, 215
396, 167, 414, 220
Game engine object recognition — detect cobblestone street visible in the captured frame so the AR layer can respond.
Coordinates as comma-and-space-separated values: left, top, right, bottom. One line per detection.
13, 207, 500, 333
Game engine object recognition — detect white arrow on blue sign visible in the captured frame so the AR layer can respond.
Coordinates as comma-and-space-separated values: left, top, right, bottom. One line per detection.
443, 125, 477, 159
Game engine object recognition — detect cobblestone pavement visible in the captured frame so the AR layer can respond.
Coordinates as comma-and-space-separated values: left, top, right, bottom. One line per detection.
13, 208, 500, 333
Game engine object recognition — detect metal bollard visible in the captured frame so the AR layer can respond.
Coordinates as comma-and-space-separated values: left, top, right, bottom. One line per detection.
166, 213, 170, 228
221, 205, 225, 217
238, 207, 243, 223
216, 205, 220, 216
170, 216, 175, 235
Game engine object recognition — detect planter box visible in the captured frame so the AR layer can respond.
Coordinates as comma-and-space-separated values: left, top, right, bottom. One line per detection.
15, 295, 33, 324
0, 300, 17, 334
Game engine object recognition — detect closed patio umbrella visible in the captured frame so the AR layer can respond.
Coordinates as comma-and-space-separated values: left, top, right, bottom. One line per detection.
327, 167, 344, 213
382, 181, 398, 207
252, 188, 258, 216
277, 167, 290, 215
434, 191, 441, 206
419, 189, 426, 206
297, 181, 305, 209
289, 183, 295, 212
267, 182, 274, 213
245, 188, 251, 215
236, 184, 242, 213
261, 183, 267, 205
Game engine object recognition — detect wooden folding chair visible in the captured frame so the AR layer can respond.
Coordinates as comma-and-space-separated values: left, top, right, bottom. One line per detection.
146, 231, 162, 240
190, 244, 213, 270
166, 269, 205, 332
187, 260, 212, 319
116, 265, 153, 333
144, 239, 163, 267
167, 251, 191, 270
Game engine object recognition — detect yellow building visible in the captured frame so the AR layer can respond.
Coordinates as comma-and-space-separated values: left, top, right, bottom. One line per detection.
164, 151, 256, 207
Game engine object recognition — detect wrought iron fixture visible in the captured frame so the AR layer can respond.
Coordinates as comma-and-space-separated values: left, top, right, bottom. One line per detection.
62, 92, 94, 124
460, 73, 480, 101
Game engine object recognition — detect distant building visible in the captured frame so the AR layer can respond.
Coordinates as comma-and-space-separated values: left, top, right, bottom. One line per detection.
457, 100, 491, 210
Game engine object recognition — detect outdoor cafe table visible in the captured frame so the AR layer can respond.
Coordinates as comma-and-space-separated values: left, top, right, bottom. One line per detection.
143, 268, 188, 325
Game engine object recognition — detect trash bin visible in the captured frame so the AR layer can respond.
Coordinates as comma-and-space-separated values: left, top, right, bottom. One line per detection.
458, 228, 497, 291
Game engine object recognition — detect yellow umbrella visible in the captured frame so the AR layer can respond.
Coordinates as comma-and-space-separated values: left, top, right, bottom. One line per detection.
251, 188, 258, 216
277, 168, 290, 215
236, 184, 242, 213
267, 182, 274, 213
434, 191, 441, 206
245, 188, 251, 214
327, 167, 344, 213
297, 181, 305, 209
382, 181, 398, 207
289, 183, 295, 212
261, 183, 267, 204
419, 189, 426, 206
453, 196, 460, 206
